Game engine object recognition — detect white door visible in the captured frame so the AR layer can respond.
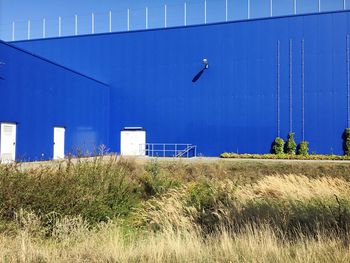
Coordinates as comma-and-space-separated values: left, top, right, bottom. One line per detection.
0, 123, 16, 163
54, 127, 65, 160
120, 129, 146, 156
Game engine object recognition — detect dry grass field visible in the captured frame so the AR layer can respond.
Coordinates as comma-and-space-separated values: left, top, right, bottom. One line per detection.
0, 157, 350, 262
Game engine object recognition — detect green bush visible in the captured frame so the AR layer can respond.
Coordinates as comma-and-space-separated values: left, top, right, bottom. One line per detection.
297, 141, 309, 156
187, 182, 215, 210
220, 152, 350, 160
186, 181, 237, 233
0, 158, 143, 223
272, 137, 285, 154
343, 128, 350, 156
285, 132, 297, 155
140, 160, 180, 197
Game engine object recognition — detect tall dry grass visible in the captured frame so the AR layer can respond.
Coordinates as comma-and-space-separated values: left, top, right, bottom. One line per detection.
0, 218, 349, 263
134, 174, 350, 237
236, 174, 350, 201
1, 159, 350, 262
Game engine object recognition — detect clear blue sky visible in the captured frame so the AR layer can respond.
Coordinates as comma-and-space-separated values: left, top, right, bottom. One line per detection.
0, 0, 347, 41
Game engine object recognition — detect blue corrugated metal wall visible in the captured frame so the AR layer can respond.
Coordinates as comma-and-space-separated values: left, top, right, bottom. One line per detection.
11, 11, 350, 156
0, 41, 109, 161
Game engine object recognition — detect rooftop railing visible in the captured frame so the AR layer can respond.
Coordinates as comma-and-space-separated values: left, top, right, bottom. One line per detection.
0, 0, 348, 41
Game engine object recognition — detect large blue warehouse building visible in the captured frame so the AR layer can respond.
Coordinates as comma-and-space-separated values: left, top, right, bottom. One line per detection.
1, 10, 350, 161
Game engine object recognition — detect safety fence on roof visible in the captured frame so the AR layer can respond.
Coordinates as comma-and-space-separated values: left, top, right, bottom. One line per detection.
0, 0, 348, 41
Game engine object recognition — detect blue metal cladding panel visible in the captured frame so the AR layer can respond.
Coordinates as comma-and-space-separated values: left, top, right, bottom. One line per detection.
0, 42, 109, 161
12, 11, 350, 156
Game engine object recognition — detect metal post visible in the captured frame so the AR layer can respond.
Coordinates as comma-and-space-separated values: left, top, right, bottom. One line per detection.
184, 2, 187, 26
270, 0, 273, 17
127, 8, 130, 31
294, 0, 297, 15
109, 11, 112, 32
301, 41, 305, 140
43, 18, 46, 38
146, 7, 148, 29
163, 144, 165, 157
344, 0, 346, 10
175, 144, 177, 156
12, 22, 15, 41
164, 5, 167, 28
248, 0, 250, 19
225, 0, 228, 21
58, 16, 61, 37
318, 0, 321, 12
91, 13, 94, 34
277, 40, 280, 137
204, 0, 207, 24
75, 15, 78, 35
347, 35, 350, 127
27, 20, 31, 40
289, 39, 293, 133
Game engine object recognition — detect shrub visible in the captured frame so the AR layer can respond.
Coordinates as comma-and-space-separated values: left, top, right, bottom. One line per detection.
297, 141, 309, 156
285, 132, 297, 155
343, 128, 350, 156
219, 152, 350, 160
272, 137, 285, 154
139, 160, 181, 198
0, 157, 143, 223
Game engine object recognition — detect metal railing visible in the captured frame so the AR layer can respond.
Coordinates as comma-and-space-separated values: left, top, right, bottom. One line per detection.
140, 143, 197, 158
0, 0, 348, 42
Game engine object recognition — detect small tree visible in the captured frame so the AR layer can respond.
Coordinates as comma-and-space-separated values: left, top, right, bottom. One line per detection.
285, 132, 297, 155
272, 137, 285, 155
297, 141, 309, 156
343, 128, 350, 156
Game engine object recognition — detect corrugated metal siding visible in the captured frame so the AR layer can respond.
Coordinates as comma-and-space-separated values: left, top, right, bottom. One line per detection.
11, 11, 350, 156
0, 42, 109, 161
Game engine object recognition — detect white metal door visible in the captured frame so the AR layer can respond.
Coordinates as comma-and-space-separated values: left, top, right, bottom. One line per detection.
0, 123, 16, 163
54, 127, 65, 160
120, 129, 146, 156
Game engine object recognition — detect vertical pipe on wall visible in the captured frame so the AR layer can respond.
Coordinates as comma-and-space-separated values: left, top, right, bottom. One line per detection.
344, 0, 346, 10
91, 13, 95, 34
347, 35, 350, 127
225, 0, 228, 21
318, 0, 321, 12
204, 0, 207, 24
43, 18, 46, 38
58, 16, 62, 37
184, 2, 187, 26
248, 0, 250, 19
277, 40, 281, 137
301, 39, 305, 141
289, 39, 293, 133
11, 22, 15, 41
109, 11, 112, 33
146, 7, 148, 29
270, 0, 273, 17
127, 9, 130, 31
27, 20, 31, 40
164, 5, 167, 28
294, 0, 297, 15
75, 15, 78, 35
